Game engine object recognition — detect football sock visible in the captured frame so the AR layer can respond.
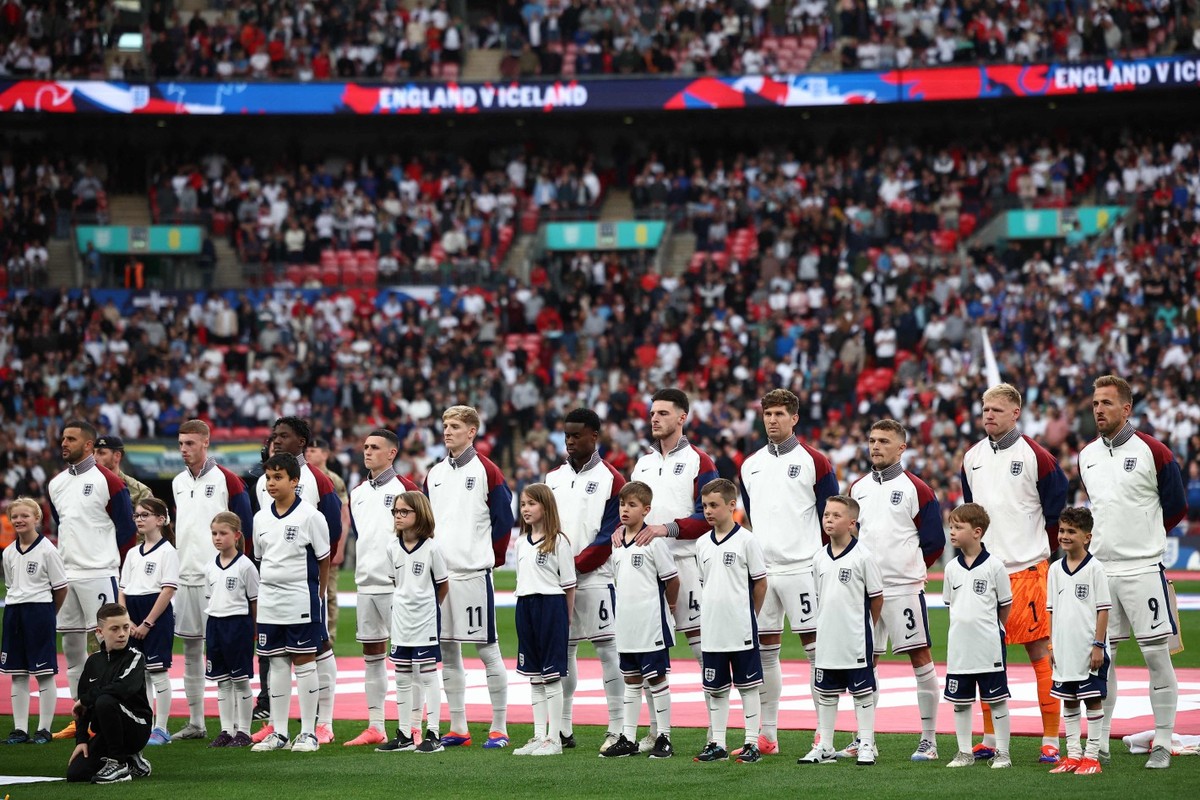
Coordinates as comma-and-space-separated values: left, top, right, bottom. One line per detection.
530, 681, 547, 741
394, 667, 414, 736
1063, 703, 1082, 759
644, 683, 658, 738
1032, 655, 1059, 747
708, 689, 729, 749
217, 678, 233, 734
562, 642, 579, 737
1100, 642, 1119, 746
1142, 640, 1178, 748
36, 673, 56, 733
150, 670, 172, 731
954, 703, 973, 754
545, 679, 564, 742
914, 661, 939, 742
233, 677, 253, 734
689, 637, 704, 667
295, 661, 319, 737
410, 678, 423, 737
740, 685, 761, 743
815, 692, 838, 750
183, 638, 205, 727
623, 682, 642, 740
420, 667, 441, 736
10, 674, 29, 733
268, 657, 291, 737
760, 643, 782, 740
991, 700, 1011, 754
1085, 707, 1104, 759
980, 701, 996, 748
441, 642, 467, 733
651, 681, 671, 737
63, 632, 86, 700
595, 639, 623, 734
854, 692, 876, 747
316, 649, 336, 726
476, 642, 508, 735
364, 653, 387, 732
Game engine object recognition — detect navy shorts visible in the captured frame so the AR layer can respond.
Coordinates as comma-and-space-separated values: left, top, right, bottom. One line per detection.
619, 649, 671, 680
702, 648, 763, 691
206, 615, 255, 680
125, 594, 175, 671
389, 644, 442, 667
1052, 657, 1110, 702
515, 594, 569, 681
1, 603, 58, 675
944, 670, 1010, 704
813, 665, 876, 696
257, 621, 324, 656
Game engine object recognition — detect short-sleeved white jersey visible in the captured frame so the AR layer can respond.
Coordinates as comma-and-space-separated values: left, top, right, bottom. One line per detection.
943, 548, 1012, 674
1047, 554, 1112, 682
850, 463, 943, 596
204, 553, 260, 618
254, 498, 330, 625
514, 533, 577, 597
813, 537, 883, 670
610, 533, 678, 653
119, 539, 180, 597
2, 535, 67, 604
631, 436, 718, 557
696, 524, 767, 652
387, 537, 448, 647
545, 453, 624, 588
173, 459, 250, 585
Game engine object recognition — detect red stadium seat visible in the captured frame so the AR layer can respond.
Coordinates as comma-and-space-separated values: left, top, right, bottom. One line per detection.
320, 249, 337, 266
321, 264, 341, 286
958, 212, 977, 237
359, 267, 378, 287
284, 265, 303, 285
302, 265, 321, 285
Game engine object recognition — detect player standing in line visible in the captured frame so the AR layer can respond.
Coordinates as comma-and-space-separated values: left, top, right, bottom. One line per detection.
345, 429, 420, 747
94, 436, 152, 508
49, 419, 137, 740
628, 389, 719, 751
425, 405, 515, 749
204, 512, 260, 748
544, 408, 626, 751
511, 484, 576, 757
305, 437, 350, 643
798, 495, 883, 766
693, 479, 767, 765
602, 481, 679, 759
172, 419, 254, 741
377, 492, 448, 754
960, 383, 1068, 762
253, 417, 342, 745
1046, 507, 1111, 776
1079, 375, 1187, 769
250, 453, 330, 753
738, 389, 838, 754
118, 498, 179, 746
848, 419, 944, 761
1, 497, 67, 745
942, 503, 1013, 769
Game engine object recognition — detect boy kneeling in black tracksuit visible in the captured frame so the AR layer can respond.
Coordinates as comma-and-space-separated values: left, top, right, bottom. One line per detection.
67, 603, 153, 784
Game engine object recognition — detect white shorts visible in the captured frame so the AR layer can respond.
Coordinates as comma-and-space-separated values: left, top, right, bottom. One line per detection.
758, 571, 818, 636
569, 584, 616, 643
873, 591, 932, 655
356, 593, 392, 644
174, 584, 207, 639
1106, 569, 1176, 644
440, 573, 496, 644
673, 556, 701, 635
57, 576, 119, 633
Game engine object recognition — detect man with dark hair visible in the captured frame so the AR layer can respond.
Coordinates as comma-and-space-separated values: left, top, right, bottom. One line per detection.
49, 420, 136, 740
544, 407, 626, 751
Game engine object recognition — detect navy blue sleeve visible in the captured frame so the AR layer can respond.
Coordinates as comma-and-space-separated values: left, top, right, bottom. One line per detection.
1158, 459, 1187, 532
317, 492, 343, 547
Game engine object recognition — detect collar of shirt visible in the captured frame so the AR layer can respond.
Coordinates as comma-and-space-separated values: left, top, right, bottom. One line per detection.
190, 457, 217, 480
69, 455, 97, 476
871, 461, 904, 483
1101, 422, 1135, 450
369, 467, 397, 489
651, 434, 691, 457
294, 453, 309, 469
565, 451, 602, 475
767, 435, 799, 457
449, 445, 478, 469
988, 427, 1021, 452
956, 543, 990, 570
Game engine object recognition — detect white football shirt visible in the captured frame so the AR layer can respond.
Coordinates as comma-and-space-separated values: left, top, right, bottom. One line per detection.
119, 539, 180, 597
204, 553, 261, 618
696, 524, 767, 652
942, 547, 1012, 674
813, 537, 884, 670
610, 534, 678, 653
1047, 554, 1112, 682
514, 533, 577, 597
2, 535, 68, 604
387, 537, 449, 647
254, 498, 330, 626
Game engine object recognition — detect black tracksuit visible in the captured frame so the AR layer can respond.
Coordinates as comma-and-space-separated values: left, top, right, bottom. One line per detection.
66, 643, 153, 782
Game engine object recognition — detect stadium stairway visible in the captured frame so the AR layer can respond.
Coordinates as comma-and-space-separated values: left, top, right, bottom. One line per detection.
502, 233, 537, 283
463, 49, 503, 81
46, 238, 76, 287
212, 237, 244, 288
663, 231, 696, 278
599, 188, 634, 221
108, 194, 153, 227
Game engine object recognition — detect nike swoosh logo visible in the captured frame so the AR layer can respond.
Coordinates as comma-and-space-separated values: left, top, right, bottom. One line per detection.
598, 623, 611, 630
688, 615, 700, 622
639, 468, 651, 472
904, 632, 918, 640
1150, 620, 1166, 629
799, 616, 813, 623
433, 483, 442, 487
35, 662, 48, 668
88, 677, 97, 682
851, 680, 866, 688
175, 489, 186, 494
952, 585, 962, 591
308, 689, 319, 694
749, 470, 760, 474
1027, 626, 1038, 633
971, 465, 982, 470
1086, 463, 1096, 468
467, 628, 482, 635
297, 639, 311, 645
